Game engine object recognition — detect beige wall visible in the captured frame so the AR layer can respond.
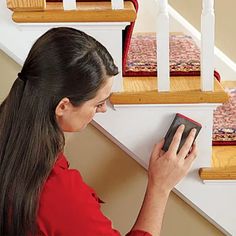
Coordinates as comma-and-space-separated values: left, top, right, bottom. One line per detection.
169, 0, 236, 63
0, 48, 225, 235
134, 0, 236, 63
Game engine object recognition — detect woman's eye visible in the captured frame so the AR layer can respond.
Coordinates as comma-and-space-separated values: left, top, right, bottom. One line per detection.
97, 103, 104, 108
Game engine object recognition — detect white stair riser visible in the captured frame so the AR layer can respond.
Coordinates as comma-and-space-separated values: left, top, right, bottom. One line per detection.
1, 21, 129, 91
93, 104, 217, 169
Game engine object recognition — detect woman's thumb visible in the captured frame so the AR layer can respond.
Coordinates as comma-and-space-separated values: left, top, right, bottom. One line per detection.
151, 139, 165, 161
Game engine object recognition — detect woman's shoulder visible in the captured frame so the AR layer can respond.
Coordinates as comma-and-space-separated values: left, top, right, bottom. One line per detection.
37, 153, 120, 236
38, 153, 101, 221
41, 153, 91, 201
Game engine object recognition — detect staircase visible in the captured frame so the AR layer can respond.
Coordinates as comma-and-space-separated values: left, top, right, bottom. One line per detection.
1, 1, 235, 235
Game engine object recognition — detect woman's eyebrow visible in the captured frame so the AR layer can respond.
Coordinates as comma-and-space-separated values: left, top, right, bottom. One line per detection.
97, 94, 111, 103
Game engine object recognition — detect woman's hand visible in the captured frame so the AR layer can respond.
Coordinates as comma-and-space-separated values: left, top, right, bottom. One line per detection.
148, 124, 197, 193
131, 124, 197, 235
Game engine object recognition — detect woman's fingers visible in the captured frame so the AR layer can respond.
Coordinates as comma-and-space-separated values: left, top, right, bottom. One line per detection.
148, 135, 198, 192
151, 139, 165, 161
167, 124, 185, 154
184, 142, 197, 168
178, 128, 197, 159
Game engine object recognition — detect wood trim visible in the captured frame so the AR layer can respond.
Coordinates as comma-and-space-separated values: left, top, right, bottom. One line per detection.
110, 76, 229, 104
199, 167, 236, 180
7, 0, 46, 11
11, 2, 136, 23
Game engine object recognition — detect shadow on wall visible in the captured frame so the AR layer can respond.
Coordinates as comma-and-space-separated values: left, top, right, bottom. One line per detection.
64, 125, 148, 198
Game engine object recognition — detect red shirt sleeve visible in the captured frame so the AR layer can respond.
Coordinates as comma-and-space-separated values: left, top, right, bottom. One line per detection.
37, 154, 151, 236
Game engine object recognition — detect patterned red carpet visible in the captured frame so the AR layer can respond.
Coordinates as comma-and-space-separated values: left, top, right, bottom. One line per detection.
124, 32, 201, 76
213, 88, 236, 145
124, 32, 220, 81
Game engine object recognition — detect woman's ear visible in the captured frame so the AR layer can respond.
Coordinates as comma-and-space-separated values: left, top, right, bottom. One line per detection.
55, 97, 71, 117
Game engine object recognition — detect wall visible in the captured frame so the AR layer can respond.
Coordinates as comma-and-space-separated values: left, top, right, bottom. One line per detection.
169, 0, 236, 63
134, 0, 236, 64
0, 47, 224, 235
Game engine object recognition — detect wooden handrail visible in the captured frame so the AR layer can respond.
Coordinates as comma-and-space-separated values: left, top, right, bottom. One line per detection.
199, 167, 236, 180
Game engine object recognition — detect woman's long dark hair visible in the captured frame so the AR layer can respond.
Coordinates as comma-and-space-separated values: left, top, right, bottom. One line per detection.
0, 27, 118, 236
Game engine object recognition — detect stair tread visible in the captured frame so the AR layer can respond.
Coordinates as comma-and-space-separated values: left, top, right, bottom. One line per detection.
212, 145, 236, 168
199, 146, 236, 180
11, 1, 137, 23
110, 76, 229, 104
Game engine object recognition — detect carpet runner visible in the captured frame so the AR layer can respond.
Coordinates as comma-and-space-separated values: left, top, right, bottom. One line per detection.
124, 32, 220, 81
213, 88, 236, 146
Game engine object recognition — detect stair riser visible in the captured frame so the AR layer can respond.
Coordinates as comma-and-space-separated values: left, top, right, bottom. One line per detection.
93, 104, 219, 169
4, 22, 128, 91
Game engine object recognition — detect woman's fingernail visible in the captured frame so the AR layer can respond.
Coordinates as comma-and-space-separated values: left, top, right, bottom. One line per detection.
192, 128, 197, 134
180, 124, 185, 129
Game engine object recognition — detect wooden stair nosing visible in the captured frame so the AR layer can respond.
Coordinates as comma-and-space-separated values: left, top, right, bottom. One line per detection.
110, 77, 229, 105
199, 167, 236, 180
110, 90, 228, 105
11, 2, 137, 23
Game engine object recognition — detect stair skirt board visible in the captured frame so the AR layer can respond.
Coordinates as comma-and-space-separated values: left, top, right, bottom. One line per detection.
92, 103, 235, 236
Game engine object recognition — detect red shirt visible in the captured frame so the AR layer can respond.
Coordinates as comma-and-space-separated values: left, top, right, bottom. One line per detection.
37, 153, 151, 236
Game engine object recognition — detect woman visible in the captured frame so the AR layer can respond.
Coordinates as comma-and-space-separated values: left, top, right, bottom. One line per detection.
0, 27, 197, 236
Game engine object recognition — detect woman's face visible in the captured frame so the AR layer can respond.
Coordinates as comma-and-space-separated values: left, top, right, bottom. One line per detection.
56, 76, 114, 132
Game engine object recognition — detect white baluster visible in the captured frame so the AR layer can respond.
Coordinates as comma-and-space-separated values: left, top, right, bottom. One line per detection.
111, 0, 124, 10
157, 0, 170, 92
201, 0, 215, 91
63, 0, 76, 10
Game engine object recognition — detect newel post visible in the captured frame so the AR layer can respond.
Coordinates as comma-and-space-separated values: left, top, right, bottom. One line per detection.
201, 0, 215, 91
157, 0, 170, 92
